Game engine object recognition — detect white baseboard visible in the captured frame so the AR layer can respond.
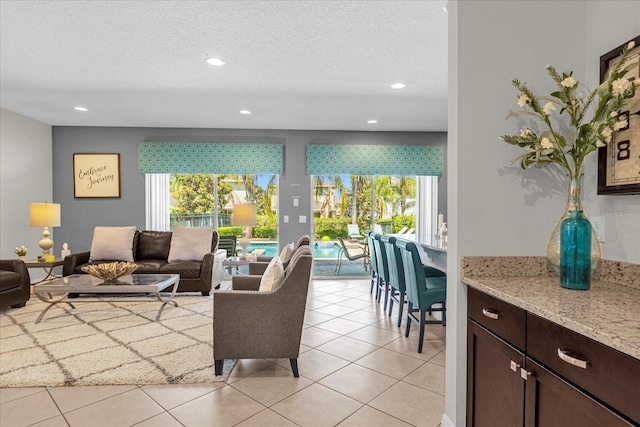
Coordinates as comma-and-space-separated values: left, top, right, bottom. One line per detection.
441, 413, 456, 427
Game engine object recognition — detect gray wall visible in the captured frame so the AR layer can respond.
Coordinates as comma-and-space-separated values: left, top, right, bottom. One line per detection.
1, 109, 53, 283
52, 127, 447, 252
446, 1, 639, 426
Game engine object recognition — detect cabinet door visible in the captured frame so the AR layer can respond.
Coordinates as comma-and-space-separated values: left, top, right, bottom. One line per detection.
467, 319, 525, 427
524, 358, 635, 427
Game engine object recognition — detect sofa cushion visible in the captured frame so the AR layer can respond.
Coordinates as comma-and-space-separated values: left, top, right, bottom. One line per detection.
259, 256, 284, 292
160, 261, 201, 279
133, 260, 167, 273
90, 226, 136, 262
137, 231, 171, 260
168, 227, 213, 263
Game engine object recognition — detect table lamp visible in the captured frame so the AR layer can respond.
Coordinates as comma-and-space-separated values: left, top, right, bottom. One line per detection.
30, 202, 61, 258
232, 204, 256, 258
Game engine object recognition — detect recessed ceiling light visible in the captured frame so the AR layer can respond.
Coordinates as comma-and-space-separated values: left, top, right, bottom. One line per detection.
206, 57, 225, 66
391, 83, 406, 89
240, 110, 251, 115
367, 119, 378, 124
74, 106, 88, 112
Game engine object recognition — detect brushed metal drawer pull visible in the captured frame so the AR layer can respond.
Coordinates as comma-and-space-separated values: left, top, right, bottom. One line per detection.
557, 348, 590, 369
482, 308, 500, 320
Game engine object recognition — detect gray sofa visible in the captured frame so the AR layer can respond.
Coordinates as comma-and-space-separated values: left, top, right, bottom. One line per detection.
63, 230, 223, 295
213, 245, 313, 377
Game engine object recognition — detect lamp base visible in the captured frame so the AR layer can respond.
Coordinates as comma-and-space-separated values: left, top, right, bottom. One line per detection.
38, 226, 54, 256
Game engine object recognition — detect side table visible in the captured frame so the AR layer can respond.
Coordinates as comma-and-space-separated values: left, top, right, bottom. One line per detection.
23, 258, 65, 284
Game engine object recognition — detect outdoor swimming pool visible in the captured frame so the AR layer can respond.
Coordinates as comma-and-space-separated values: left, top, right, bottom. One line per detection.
243, 241, 344, 259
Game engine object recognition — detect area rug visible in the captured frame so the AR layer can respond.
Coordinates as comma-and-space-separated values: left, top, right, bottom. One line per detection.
0, 295, 235, 387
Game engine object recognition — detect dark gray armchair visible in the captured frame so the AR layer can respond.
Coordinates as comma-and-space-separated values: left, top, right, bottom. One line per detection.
247, 235, 311, 275
213, 245, 313, 377
0, 259, 31, 310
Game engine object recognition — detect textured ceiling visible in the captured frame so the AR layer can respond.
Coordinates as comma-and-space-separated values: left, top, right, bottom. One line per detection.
0, 1, 448, 131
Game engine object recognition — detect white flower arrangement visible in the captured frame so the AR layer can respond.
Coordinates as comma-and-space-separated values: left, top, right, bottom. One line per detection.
14, 245, 28, 257
500, 41, 638, 181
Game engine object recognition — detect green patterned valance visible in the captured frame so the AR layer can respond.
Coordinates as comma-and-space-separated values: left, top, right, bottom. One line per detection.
306, 144, 443, 176
139, 142, 283, 174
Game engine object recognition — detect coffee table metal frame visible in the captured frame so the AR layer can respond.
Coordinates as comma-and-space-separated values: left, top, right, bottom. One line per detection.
32, 273, 180, 323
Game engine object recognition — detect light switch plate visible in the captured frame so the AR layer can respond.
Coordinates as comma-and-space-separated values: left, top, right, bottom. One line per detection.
299, 215, 306, 223
283, 215, 289, 223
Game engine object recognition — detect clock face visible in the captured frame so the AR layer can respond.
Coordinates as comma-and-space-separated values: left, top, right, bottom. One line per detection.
598, 36, 640, 195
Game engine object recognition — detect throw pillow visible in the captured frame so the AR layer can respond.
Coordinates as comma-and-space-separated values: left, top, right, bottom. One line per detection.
279, 242, 295, 263
259, 256, 284, 292
168, 226, 214, 262
90, 226, 137, 262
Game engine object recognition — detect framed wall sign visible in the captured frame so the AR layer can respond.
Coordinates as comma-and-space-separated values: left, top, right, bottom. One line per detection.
597, 35, 640, 195
73, 153, 121, 198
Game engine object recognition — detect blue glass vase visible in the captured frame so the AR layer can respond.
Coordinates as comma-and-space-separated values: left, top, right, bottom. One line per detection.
547, 171, 601, 276
560, 210, 592, 290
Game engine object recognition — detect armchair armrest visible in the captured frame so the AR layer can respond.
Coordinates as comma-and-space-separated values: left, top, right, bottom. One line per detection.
248, 261, 270, 275
0, 259, 31, 290
231, 275, 262, 291
63, 251, 90, 276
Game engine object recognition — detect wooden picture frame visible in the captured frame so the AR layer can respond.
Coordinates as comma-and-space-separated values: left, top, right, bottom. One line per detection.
73, 153, 121, 198
597, 35, 640, 195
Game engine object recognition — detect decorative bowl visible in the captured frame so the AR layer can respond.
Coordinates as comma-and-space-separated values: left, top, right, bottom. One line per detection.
82, 261, 138, 281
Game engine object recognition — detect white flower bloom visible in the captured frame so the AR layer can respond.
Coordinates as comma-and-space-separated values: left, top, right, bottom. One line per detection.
520, 128, 533, 138
595, 140, 607, 148
610, 111, 618, 118
542, 102, 556, 115
629, 41, 636, 50
614, 118, 628, 131
612, 78, 631, 96
561, 76, 577, 88
601, 127, 613, 143
517, 94, 530, 107
540, 137, 554, 149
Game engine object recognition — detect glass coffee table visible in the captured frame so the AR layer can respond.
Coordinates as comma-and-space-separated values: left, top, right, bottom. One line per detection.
32, 273, 180, 323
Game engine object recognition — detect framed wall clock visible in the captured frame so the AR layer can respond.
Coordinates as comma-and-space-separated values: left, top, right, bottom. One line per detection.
597, 35, 640, 195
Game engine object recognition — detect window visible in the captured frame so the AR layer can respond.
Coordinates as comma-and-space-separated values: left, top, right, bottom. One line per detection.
146, 173, 278, 242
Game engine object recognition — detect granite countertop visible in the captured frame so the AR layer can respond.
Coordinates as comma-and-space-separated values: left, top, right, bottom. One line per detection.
461, 256, 640, 360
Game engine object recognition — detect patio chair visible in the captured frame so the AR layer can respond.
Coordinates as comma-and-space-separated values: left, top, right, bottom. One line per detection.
396, 227, 409, 235
335, 237, 369, 275
347, 224, 361, 240
218, 235, 237, 258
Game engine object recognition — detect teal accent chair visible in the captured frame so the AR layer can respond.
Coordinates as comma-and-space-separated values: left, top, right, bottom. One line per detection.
372, 233, 390, 310
365, 231, 379, 296
381, 235, 405, 327
395, 239, 447, 353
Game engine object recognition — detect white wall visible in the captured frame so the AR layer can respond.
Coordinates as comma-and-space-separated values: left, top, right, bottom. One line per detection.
446, 1, 639, 426
0, 109, 53, 266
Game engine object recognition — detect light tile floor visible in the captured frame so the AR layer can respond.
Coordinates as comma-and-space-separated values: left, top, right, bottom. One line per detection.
1, 278, 446, 427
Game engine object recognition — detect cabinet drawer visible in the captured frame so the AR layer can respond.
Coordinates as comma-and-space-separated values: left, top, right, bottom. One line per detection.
468, 287, 526, 350
527, 313, 640, 424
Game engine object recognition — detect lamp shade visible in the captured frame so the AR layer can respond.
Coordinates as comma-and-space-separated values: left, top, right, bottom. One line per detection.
29, 203, 61, 227
232, 204, 256, 226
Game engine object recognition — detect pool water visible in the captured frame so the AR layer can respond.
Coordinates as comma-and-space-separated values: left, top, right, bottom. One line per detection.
243, 242, 342, 259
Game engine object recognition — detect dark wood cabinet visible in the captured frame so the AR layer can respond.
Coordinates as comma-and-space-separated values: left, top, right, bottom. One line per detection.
467, 287, 638, 427
467, 319, 525, 427
524, 358, 632, 427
